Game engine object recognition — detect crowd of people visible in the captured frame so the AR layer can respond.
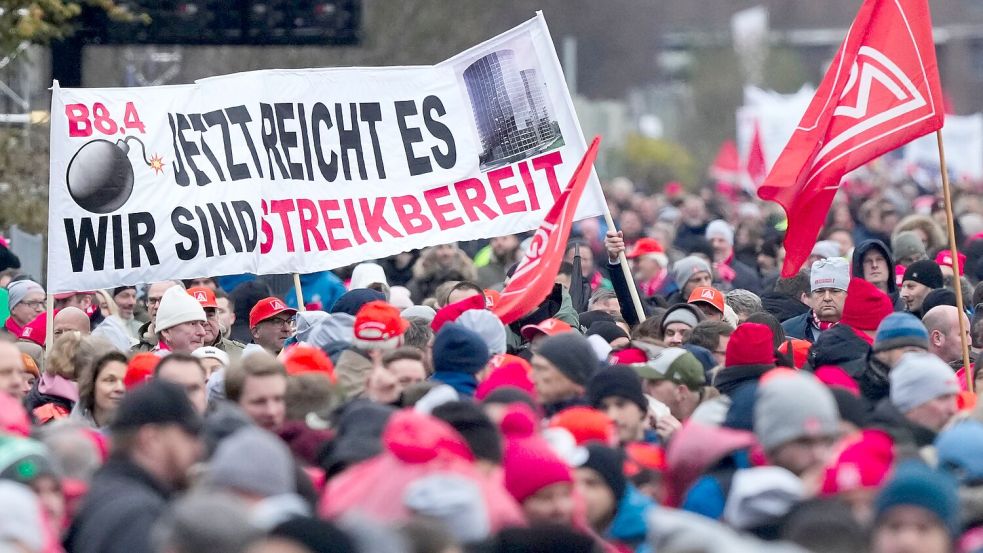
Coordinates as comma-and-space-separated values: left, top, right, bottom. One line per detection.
4, 175, 983, 553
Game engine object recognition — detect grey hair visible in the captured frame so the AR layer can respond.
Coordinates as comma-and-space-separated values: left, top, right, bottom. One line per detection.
152, 492, 261, 553
725, 289, 763, 318
33, 420, 101, 481
588, 288, 618, 310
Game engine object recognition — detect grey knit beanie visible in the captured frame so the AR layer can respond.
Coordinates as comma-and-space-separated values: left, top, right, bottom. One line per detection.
754, 372, 839, 452
205, 427, 296, 498
672, 256, 713, 290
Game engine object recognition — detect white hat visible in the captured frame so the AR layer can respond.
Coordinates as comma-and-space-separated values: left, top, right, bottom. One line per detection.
810, 257, 850, 292
811, 240, 841, 260
349, 262, 388, 290
389, 286, 413, 310
192, 346, 230, 368
155, 285, 206, 333
706, 220, 735, 246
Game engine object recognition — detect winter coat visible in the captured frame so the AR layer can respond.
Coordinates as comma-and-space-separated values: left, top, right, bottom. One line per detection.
430, 371, 478, 397
286, 271, 345, 312
727, 258, 763, 294
607, 485, 655, 553
781, 311, 819, 343
760, 292, 810, 323
851, 240, 905, 311
505, 285, 580, 352
868, 398, 937, 454
713, 365, 772, 398
680, 450, 753, 520
803, 324, 871, 375
65, 458, 172, 553
477, 250, 522, 289
334, 348, 373, 400
857, 353, 892, 410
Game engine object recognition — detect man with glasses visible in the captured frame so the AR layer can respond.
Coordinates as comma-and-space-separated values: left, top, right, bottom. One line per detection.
782, 258, 850, 343
135, 280, 185, 351
248, 297, 297, 355
187, 286, 244, 361
4, 279, 45, 337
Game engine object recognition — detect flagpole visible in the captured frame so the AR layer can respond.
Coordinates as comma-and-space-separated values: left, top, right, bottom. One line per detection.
936, 130, 972, 392
601, 206, 647, 323
292, 273, 306, 312
45, 294, 54, 352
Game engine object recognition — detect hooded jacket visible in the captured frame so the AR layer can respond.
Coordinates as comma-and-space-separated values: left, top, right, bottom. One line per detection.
867, 398, 937, 453
803, 324, 871, 376
851, 240, 904, 311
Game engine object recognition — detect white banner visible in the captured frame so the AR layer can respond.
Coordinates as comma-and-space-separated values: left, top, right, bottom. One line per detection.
903, 113, 983, 181
47, 13, 604, 293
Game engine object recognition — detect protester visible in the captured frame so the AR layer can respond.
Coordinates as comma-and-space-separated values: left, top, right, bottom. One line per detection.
72, 350, 127, 429
154, 286, 208, 354
783, 257, 850, 342
65, 380, 202, 553
224, 352, 288, 433
108, 286, 141, 340
5, 279, 45, 337
660, 303, 704, 347
136, 280, 185, 350
155, 353, 208, 414
900, 260, 944, 318
530, 332, 597, 416
249, 297, 297, 355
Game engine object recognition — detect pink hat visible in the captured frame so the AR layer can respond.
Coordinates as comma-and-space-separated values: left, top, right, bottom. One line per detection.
475, 355, 535, 400
500, 404, 573, 503
820, 429, 894, 495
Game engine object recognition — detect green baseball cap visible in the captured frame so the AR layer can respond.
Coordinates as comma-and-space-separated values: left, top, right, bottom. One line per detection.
631, 347, 705, 391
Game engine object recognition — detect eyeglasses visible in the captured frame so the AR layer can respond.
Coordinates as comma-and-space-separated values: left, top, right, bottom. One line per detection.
263, 317, 295, 327
21, 300, 46, 310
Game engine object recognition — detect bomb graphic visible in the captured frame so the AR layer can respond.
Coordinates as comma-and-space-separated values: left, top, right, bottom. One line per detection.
66, 136, 159, 214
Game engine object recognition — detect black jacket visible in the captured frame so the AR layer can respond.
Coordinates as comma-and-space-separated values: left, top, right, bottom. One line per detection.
760, 291, 810, 323
805, 324, 871, 375
713, 364, 773, 397
728, 258, 763, 294
65, 458, 172, 553
781, 311, 819, 343
851, 239, 905, 311
867, 399, 937, 451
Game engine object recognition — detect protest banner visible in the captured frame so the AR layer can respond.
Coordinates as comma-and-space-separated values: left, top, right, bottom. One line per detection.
46, 12, 605, 293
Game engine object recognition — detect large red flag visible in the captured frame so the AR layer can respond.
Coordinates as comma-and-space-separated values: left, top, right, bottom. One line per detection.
493, 136, 601, 324
758, 0, 944, 277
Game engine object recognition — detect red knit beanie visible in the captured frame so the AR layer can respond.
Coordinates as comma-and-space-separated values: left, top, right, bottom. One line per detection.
431, 294, 486, 332
840, 277, 893, 332
501, 404, 573, 503
725, 323, 775, 368
814, 365, 861, 397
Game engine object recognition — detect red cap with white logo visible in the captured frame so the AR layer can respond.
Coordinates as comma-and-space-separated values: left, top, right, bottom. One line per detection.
249, 297, 297, 328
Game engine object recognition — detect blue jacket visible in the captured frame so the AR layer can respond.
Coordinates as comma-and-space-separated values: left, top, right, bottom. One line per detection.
287, 271, 346, 311
429, 371, 477, 397
680, 450, 752, 520
608, 484, 655, 553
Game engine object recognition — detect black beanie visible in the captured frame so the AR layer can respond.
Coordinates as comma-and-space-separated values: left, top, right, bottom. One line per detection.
578, 444, 627, 501
586, 365, 647, 412
586, 321, 629, 344
534, 332, 598, 386
271, 517, 356, 553
903, 260, 944, 290
920, 288, 957, 315
432, 400, 503, 463
830, 388, 867, 429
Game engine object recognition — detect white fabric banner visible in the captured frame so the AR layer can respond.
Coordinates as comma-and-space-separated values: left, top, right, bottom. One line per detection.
47, 13, 604, 293
903, 113, 983, 181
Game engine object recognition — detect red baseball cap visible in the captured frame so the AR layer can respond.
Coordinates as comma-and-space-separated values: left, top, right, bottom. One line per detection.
353, 300, 410, 350
687, 286, 725, 314
626, 238, 665, 259
935, 250, 966, 276
520, 318, 573, 340
187, 286, 218, 309
249, 297, 297, 328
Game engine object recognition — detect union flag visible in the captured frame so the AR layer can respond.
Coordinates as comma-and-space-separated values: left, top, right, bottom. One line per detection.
758, 0, 944, 277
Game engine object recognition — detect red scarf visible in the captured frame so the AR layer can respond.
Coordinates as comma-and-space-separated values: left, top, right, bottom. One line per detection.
811, 310, 838, 331
639, 270, 668, 297
4, 317, 23, 337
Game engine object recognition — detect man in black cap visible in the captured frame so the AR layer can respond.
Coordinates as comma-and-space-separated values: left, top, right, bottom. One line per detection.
66, 380, 203, 553
900, 260, 944, 318
531, 332, 599, 416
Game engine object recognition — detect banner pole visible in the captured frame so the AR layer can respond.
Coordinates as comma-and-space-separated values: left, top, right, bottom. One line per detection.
600, 204, 646, 323
292, 273, 306, 313
45, 294, 54, 352
936, 129, 972, 392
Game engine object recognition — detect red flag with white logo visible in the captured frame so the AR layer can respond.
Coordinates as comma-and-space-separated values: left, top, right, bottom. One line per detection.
493, 137, 601, 325
757, 0, 944, 277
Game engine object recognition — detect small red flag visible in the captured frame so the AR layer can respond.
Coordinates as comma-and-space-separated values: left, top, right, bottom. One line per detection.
493, 136, 601, 324
758, 0, 944, 277
746, 122, 767, 188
